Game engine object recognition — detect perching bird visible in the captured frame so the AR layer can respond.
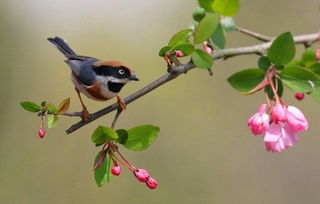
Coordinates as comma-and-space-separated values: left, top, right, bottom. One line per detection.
47, 36, 139, 120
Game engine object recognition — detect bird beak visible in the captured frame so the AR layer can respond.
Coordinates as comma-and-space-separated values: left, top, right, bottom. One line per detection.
129, 74, 139, 81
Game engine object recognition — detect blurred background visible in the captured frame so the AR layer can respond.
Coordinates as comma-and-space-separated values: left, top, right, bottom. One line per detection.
1, 0, 320, 203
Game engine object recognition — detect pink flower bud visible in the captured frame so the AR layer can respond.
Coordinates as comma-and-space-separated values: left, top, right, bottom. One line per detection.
295, 93, 305, 101
248, 104, 270, 135
111, 165, 121, 176
134, 168, 150, 182
204, 46, 213, 54
146, 177, 158, 189
38, 127, 46, 138
286, 106, 308, 132
316, 49, 320, 61
175, 50, 184, 58
271, 104, 287, 123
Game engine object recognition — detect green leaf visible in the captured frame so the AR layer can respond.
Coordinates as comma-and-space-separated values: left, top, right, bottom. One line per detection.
116, 129, 128, 144
258, 56, 271, 71
198, 0, 215, 12
124, 125, 160, 151
264, 79, 283, 100
211, 24, 226, 49
309, 63, 320, 75
159, 46, 172, 57
41, 101, 46, 108
92, 126, 118, 145
192, 7, 206, 22
212, 0, 240, 16
172, 43, 195, 56
191, 49, 213, 69
168, 29, 193, 46
286, 59, 302, 67
267, 32, 295, 65
20, 101, 41, 113
220, 16, 236, 32
301, 49, 317, 67
47, 115, 58, 128
227, 68, 266, 92
194, 13, 220, 44
94, 151, 112, 187
56, 97, 70, 114
46, 104, 57, 114
279, 66, 320, 92
311, 85, 320, 103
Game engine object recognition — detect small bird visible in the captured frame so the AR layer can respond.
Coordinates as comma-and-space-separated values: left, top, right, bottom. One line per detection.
47, 36, 139, 120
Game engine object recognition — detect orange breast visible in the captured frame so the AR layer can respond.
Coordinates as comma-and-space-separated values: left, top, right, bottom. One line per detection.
86, 82, 109, 101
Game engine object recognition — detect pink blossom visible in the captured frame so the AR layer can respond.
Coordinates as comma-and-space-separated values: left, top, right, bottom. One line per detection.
204, 46, 213, 54
271, 103, 287, 123
111, 165, 121, 176
134, 169, 150, 182
248, 104, 269, 135
316, 49, 320, 61
175, 50, 184, 58
38, 127, 46, 138
286, 106, 308, 132
264, 123, 300, 152
146, 177, 158, 189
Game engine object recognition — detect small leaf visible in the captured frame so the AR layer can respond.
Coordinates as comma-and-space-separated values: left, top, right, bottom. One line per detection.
124, 125, 160, 151
258, 56, 271, 71
41, 101, 46, 108
198, 0, 215, 12
47, 115, 58, 128
220, 16, 236, 32
168, 29, 193, 46
212, 0, 240, 16
92, 126, 118, 145
172, 43, 195, 56
94, 151, 112, 187
309, 63, 320, 75
191, 49, 213, 69
301, 49, 317, 67
286, 59, 302, 67
211, 23, 226, 49
279, 66, 320, 93
20, 101, 41, 113
227, 68, 266, 92
116, 129, 128, 144
159, 46, 172, 57
267, 32, 295, 65
194, 13, 220, 44
192, 7, 206, 22
46, 104, 57, 114
56, 97, 70, 114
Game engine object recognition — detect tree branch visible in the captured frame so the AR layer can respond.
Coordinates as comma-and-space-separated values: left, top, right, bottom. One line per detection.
65, 32, 320, 134
235, 26, 273, 42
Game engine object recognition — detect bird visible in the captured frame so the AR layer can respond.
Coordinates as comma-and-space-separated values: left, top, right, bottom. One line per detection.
47, 36, 139, 120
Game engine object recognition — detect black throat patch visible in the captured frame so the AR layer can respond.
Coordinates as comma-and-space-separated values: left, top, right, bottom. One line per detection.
108, 82, 125, 93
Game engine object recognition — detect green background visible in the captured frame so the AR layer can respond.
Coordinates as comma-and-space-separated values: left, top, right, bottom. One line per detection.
1, 0, 320, 203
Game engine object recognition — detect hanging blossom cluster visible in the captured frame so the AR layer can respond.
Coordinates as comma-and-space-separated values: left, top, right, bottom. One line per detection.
247, 70, 309, 152
95, 142, 158, 189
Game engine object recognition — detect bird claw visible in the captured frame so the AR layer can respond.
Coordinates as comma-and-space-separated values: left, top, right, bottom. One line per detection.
81, 107, 90, 120
116, 96, 126, 110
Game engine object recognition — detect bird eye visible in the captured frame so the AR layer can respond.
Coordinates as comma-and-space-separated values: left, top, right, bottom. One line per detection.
119, 69, 125, 75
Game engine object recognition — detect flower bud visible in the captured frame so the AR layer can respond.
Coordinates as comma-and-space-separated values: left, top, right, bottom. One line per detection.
134, 168, 150, 182
271, 104, 287, 123
38, 127, 46, 138
316, 49, 320, 61
295, 93, 305, 101
286, 106, 308, 132
248, 104, 270, 135
175, 50, 184, 58
111, 165, 121, 176
146, 177, 158, 189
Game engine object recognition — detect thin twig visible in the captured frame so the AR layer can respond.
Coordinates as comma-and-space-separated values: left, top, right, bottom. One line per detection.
235, 26, 273, 42
65, 32, 320, 134
111, 108, 123, 129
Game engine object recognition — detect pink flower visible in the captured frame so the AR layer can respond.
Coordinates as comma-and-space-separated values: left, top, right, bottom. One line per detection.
134, 168, 150, 182
271, 103, 287, 123
316, 49, 320, 61
146, 177, 158, 189
286, 106, 308, 132
204, 46, 213, 54
295, 93, 305, 101
111, 165, 121, 176
38, 127, 46, 138
175, 50, 184, 58
248, 104, 270, 135
264, 123, 300, 152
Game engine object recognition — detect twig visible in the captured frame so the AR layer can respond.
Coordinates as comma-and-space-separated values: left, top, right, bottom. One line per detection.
111, 108, 123, 129
65, 32, 320, 134
235, 26, 273, 42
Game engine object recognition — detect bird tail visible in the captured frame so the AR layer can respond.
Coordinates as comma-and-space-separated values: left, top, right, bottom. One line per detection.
47, 36, 77, 58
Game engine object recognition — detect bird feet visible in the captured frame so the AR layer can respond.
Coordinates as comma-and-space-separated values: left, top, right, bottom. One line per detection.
116, 96, 127, 110
81, 107, 90, 120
